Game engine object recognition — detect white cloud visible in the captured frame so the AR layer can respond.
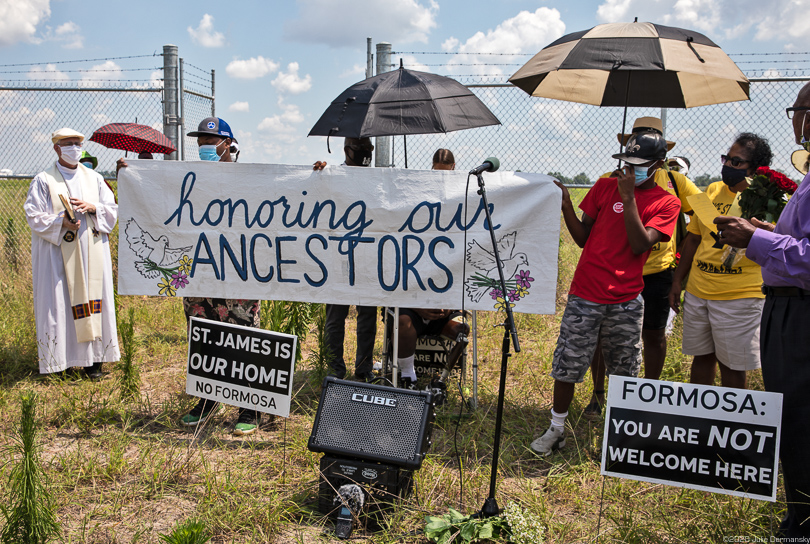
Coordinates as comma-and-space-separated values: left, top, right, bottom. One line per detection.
79, 61, 122, 87
27, 64, 69, 81
52, 21, 82, 48
441, 37, 459, 52
284, 0, 438, 47
455, 8, 566, 55
442, 8, 566, 79
595, 0, 810, 43
0, 106, 56, 128
339, 64, 366, 79
91, 113, 112, 126
188, 14, 225, 48
229, 101, 250, 113
400, 55, 430, 72
271, 63, 312, 95
0, 0, 50, 46
226, 56, 280, 79
257, 101, 305, 143
596, 0, 634, 23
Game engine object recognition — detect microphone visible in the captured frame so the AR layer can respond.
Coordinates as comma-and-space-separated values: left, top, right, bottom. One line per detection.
469, 157, 500, 175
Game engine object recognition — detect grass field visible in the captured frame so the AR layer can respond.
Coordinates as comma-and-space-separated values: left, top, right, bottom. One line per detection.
0, 188, 782, 543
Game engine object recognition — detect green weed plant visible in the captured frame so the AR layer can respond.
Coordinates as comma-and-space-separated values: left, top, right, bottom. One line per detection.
0, 392, 60, 544
158, 518, 210, 544
117, 305, 141, 401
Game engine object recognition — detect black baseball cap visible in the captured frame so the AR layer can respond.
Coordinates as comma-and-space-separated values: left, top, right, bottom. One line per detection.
187, 117, 237, 143
612, 130, 667, 165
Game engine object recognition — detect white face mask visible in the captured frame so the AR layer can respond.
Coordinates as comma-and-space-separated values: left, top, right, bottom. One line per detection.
59, 145, 83, 166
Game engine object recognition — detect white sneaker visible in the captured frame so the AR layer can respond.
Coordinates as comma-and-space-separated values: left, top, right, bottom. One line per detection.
530, 425, 566, 456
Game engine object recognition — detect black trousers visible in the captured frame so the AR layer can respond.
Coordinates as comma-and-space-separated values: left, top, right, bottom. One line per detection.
761, 294, 810, 537
324, 304, 377, 378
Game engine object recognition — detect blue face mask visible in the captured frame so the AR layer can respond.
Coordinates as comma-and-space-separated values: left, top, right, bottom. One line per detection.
199, 144, 220, 162
634, 166, 650, 186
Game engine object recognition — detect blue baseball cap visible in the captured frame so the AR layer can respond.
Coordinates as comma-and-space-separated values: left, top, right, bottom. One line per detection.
187, 117, 237, 143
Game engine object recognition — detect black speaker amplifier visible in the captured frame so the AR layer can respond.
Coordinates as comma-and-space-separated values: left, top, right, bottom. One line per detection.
308, 377, 435, 469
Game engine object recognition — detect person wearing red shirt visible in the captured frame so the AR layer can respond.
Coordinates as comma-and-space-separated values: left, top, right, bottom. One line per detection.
531, 130, 680, 455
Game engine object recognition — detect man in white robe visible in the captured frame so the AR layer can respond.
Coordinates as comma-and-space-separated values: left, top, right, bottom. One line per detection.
24, 127, 120, 377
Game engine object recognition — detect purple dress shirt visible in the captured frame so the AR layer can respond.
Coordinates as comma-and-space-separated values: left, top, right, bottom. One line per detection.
747, 171, 810, 290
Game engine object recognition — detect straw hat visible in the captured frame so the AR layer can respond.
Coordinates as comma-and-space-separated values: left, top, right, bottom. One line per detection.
791, 149, 809, 176
617, 117, 675, 151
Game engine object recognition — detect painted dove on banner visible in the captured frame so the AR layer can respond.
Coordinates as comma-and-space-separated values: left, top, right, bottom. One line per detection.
125, 219, 193, 278
465, 231, 528, 302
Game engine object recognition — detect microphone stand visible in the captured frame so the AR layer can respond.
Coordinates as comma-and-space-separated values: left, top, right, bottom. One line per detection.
473, 171, 520, 518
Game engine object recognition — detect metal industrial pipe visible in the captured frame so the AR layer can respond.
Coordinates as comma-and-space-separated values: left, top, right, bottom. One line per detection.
162, 44, 179, 161
375, 42, 392, 168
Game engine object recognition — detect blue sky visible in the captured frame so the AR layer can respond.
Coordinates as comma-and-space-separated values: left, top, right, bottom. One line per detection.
2, 0, 807, 167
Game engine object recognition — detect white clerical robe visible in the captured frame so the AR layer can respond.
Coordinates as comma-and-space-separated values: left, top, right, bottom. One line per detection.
24, 162, 120, 374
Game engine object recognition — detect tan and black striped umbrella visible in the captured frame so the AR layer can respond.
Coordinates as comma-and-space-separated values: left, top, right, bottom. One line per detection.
509, 21, 749, 109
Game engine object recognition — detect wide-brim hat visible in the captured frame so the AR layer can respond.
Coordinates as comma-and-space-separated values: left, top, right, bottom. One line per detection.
617, 116, 675, 151
80, 150, 98, 169
187, 116, 237, 143
791, 149, 809, 176
51, 127, 85, 144
612, 131, 668, 165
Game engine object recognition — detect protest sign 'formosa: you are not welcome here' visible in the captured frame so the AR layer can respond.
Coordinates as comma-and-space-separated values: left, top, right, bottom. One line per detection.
602, 377, 782, 501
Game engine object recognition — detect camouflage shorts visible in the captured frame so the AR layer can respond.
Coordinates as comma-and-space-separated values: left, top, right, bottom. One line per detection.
550, 294, 644, 383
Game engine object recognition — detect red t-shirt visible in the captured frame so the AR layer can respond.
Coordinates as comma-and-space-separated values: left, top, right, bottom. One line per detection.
569, 177, 680, 304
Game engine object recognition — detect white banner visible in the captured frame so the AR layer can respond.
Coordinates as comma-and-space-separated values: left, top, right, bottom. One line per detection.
118, 161, 561, 314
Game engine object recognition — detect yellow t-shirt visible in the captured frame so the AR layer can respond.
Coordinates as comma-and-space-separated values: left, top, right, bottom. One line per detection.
685, 181, 764, 300
599, 169, 701, 274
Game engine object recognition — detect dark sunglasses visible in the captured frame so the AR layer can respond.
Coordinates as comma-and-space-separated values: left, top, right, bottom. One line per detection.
786, 107, 810, 119
720, 154, 749, 168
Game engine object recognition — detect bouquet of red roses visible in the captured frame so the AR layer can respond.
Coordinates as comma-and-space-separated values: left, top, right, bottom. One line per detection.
723, 167, 798, 268
738, 166, 798, 223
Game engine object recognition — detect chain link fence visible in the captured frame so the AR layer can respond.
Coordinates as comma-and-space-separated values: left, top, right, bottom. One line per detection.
0, 50, 214, 276
179, 60, 216, 161
391, 77, 809, 185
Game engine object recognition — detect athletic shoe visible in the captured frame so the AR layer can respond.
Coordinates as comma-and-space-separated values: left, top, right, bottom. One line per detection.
530, 425, 567, 456
399, 377, 417, 390
233, 408, 260, 436
180, 399, 220, 426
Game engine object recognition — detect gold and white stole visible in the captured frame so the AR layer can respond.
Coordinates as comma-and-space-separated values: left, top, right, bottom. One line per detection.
43, 162, 104, 343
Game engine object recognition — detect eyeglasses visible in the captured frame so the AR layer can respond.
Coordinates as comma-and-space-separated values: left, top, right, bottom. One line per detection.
786, 107, 810, 119
56, 141, 82, 147
720, 154, 749, 167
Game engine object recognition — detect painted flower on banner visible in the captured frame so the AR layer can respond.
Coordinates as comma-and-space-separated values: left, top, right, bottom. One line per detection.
124, 218, 194, 297
178, 255, 193, 274
171, 270, 189, 289
157, 277, 176, 297
465, 231, 533, 310
494, 296, 515, 312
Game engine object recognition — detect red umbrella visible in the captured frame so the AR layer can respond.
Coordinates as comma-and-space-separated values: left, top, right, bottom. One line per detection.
89, 123, 176, 154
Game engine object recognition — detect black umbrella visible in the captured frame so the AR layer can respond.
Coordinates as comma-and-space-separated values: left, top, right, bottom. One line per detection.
309, 64, 500, 166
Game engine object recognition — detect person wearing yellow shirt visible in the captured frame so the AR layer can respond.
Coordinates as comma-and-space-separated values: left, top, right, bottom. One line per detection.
669, 133, 773, 389
585, 118, 701, 417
